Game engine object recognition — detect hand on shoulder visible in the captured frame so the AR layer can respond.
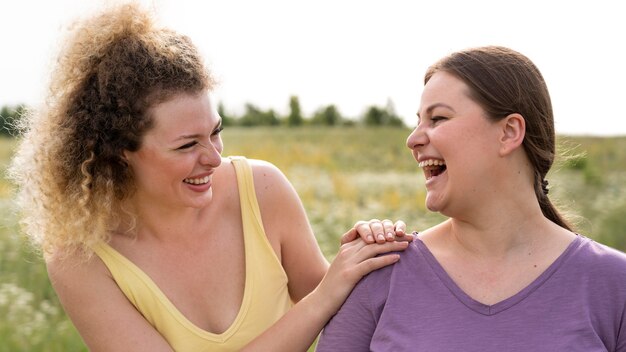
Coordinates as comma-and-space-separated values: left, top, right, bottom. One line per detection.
342, 219, 415, 244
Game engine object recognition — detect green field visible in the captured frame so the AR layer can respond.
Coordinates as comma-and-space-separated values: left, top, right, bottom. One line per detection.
1, 128, 625, 351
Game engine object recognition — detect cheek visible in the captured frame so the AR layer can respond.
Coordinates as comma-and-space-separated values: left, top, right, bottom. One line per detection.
435, 122, 480, 150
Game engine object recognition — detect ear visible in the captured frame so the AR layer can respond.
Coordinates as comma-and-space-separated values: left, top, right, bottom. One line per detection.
121, 150, 132, 164
499, 113, 525, 156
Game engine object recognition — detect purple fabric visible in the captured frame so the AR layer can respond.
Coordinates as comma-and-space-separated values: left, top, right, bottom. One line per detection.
317, 235, 626, 352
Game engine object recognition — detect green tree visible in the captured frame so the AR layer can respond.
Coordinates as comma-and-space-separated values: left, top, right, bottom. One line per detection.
362, 99, 404, 127
240, 103, 280, 127
363, 106, 385, 126
217, 101, 236, 126
287, 96, 303, 127
384, 98, 405, 127
311, 105, 342, 126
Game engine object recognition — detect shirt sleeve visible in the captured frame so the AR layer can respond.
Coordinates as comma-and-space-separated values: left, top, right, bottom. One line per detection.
316, 267, 390, 352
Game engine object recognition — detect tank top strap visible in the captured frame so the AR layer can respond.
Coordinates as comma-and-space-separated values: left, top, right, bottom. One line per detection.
229, 156, 264, 227
228, 156, 282, 269
91, 156, 292, 350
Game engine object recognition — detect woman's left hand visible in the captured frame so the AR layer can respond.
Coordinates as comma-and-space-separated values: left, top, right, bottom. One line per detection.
341, 219, 414, 245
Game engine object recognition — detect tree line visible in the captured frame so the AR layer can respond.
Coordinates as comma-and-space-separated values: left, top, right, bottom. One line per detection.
219, 96, 405, 128
0, 96, 405, 137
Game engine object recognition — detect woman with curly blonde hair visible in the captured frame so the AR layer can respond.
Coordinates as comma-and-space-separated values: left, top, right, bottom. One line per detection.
9, 3, 411, 351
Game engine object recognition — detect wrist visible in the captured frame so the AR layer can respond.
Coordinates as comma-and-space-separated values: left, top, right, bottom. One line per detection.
307, 280, 347, 319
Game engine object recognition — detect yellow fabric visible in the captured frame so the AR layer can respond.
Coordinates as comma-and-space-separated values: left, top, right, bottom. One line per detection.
93, 156, 292, 351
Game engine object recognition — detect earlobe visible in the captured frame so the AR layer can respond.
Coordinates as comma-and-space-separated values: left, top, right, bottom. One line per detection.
499, 113, 525, 156
121, 150, 131, 164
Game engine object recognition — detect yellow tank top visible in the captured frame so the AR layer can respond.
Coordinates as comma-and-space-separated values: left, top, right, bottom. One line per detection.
93, 156, 292, 351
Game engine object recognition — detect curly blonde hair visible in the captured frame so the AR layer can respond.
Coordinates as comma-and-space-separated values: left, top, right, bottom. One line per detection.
8, 2, 213, 260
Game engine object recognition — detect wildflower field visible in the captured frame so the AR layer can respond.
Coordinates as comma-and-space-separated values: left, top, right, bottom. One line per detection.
1, 128, 625, 351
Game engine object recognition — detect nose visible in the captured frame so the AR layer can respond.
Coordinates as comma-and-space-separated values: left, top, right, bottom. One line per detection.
406, 124, 428, 151
198, 141, 222, 167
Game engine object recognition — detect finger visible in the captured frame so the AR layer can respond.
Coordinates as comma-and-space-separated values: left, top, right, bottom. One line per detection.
353, 254, 401, 277
394, 220, 407, 237
354, 220, 375, 243
339, 228, 358, 245
353, 241, 409, 262
396, 231, 416, 242
353, 220, 368, 228
336, 238, 368, 258
367, 219, 387, 243
381, 219, 396, 241
393, 221, 414, 242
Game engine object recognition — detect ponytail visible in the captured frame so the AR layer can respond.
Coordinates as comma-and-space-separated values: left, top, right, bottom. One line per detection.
534, 174, 573, 231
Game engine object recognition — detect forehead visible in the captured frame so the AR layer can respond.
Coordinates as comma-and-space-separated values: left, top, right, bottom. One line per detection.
418, 71, 475, 115
422, 72, 468, 101
148, 92, 218, 132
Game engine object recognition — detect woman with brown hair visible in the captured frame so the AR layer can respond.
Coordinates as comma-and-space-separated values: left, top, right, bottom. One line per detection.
317, 46, 626, 351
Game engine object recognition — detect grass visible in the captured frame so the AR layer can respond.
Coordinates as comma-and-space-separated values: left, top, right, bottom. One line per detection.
1, 129, 625, 351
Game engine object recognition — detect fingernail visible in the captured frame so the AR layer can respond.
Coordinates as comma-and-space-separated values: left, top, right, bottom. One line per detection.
377, 234, 385, 241
386, 232, 394, 239
367, 235, 374, 242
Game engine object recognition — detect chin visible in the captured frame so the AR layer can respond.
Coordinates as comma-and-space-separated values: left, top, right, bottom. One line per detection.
426, 204, 441, 213
425, 194, 444, 213
187, 190, 214, 208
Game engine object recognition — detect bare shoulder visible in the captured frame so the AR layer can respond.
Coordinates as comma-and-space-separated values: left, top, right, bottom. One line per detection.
247, 159, 326, 302
215, 157, 283, 184
416, 221, 451, 245
248, 159, 293, 197
46, 249, 110, 287
45, 249, 118, 323
46, 249, 172, 351
247, 158, 309, 240
248, 158, 286, 180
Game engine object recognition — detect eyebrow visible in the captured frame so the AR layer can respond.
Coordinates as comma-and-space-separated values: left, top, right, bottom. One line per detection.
174, 118, 222, 141
417, 103, 456, 118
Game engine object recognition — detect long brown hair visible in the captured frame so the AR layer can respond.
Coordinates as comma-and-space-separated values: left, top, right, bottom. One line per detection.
425, 46, 572, 231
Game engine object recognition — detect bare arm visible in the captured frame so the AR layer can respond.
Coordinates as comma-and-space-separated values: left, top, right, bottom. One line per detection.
243, 238, 407, 351
47, 253, 173, 352
251, 159, 328, 301
246, 160, 409, 351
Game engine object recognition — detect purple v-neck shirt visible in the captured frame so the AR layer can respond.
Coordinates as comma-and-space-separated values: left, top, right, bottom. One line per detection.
317, 235, 626, 351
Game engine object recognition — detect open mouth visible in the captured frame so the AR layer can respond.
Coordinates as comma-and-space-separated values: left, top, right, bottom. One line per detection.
418, 159, 447, 180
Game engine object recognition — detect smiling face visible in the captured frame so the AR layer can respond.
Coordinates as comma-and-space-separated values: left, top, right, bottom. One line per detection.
406, 71, 503, 216
124, 91, 223, 211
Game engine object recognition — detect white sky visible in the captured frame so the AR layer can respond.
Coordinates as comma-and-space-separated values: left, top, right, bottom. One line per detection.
1, 0, 625, 136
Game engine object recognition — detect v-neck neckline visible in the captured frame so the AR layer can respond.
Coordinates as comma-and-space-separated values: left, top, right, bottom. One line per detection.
93, 160, 254, 341
415, 235, 582, 315
96, 241, 253, 340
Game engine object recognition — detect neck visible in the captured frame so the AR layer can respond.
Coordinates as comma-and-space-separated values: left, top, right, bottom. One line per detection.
121, 198, 210, 244
445, 150, 554, 255
445, 187, 549, 258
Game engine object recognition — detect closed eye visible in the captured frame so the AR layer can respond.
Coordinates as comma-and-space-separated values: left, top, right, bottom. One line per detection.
177, 141, 198, 150
212, 125, 224, 136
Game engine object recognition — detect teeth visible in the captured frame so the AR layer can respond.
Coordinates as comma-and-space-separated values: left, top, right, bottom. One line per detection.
418, 159, 446, 168
184, 176, 210, 185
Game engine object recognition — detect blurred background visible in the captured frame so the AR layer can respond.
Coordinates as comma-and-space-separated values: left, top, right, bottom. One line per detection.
1, 1, 625, 350
1, 0, 626, 135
